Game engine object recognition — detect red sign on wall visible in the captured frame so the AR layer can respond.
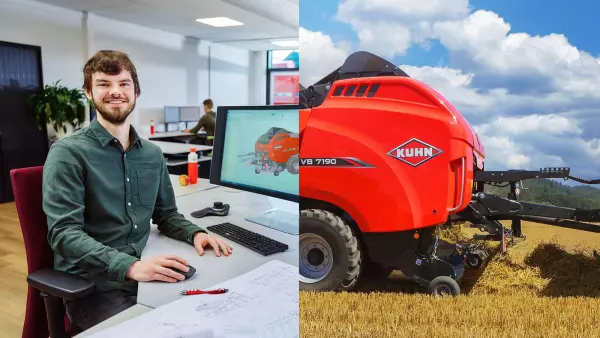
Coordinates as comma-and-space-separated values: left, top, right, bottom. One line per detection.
272, 75, 299, 105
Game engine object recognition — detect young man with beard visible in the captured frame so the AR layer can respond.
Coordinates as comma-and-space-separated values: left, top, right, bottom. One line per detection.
42, 50, 233, 330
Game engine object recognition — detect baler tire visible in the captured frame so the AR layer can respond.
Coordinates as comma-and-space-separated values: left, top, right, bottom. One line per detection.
286, 155, 299, 174
299, 209, 361, 291
428, 276, 460, 296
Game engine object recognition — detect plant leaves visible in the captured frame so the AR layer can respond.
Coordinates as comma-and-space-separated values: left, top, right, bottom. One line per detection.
28, 79, 89, 134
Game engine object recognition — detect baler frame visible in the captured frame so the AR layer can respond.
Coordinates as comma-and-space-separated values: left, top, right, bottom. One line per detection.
298, 50, 600, 297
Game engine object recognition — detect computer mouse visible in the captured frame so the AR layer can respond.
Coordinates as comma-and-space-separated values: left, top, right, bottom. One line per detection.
169, 265, 196, 280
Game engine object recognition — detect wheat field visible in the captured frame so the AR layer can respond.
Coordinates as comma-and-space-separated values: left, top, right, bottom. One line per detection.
300, 221, 600, 338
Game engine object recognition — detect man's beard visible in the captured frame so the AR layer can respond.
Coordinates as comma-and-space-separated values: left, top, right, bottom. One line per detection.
93, 95, 136, 126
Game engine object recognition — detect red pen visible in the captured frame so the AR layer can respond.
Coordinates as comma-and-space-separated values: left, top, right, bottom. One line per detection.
180, 288, 228, 295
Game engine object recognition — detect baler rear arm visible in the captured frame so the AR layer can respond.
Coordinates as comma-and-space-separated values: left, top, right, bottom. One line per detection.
457, 167, 600, 251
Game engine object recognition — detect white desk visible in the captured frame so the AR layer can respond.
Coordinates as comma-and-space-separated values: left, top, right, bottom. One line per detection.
138, 186, 298, 308
168, 174, 217, 197
150, 140, 212, 155
74, 181, 298, 337
74, 306, 151, 337
149, 131, 205, 139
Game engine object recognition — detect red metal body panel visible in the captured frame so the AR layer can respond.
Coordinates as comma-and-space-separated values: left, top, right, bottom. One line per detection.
300, 76, 485, 233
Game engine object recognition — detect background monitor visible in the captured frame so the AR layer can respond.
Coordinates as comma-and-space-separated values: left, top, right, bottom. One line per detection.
180, 106, 201, 122
210, 105, 300, 235
164, 106, 179, 123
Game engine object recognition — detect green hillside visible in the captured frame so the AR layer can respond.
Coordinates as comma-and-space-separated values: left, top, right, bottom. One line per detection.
483, 178, 600, 210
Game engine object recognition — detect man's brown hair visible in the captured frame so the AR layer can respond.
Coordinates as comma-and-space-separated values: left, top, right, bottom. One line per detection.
83, 50, 141, 96
203, 98, 213, 109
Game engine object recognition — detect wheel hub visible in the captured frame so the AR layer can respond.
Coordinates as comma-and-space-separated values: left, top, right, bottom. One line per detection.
299, 233, 334, 283
307, 248, 324, 266
436, 285, 451, 296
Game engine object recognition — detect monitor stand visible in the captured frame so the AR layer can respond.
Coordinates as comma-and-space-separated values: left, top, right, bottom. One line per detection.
245, 197, 299, 235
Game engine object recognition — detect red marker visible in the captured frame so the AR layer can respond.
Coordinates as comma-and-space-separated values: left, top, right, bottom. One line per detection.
180, 288, 228, 295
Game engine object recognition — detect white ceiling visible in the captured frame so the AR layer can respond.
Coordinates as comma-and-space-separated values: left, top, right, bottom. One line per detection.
35, 0, 299, 51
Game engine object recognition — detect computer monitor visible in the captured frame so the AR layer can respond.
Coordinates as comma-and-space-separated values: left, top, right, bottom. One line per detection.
210, 105, 300, 235
164, 106, 179, 123
180, 106, 201, 122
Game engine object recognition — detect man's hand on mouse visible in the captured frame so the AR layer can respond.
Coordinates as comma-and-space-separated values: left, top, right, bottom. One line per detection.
126, 254, 189, 283
193, 232, 233, 257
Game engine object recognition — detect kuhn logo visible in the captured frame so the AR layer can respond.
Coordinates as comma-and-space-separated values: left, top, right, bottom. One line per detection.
388, 138, 442, 167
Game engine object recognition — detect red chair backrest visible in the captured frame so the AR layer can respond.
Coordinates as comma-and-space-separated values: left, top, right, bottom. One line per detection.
10, 165, 53, 338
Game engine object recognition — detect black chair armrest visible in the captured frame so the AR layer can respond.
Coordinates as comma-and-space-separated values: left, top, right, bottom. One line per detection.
27, 269, 95, 300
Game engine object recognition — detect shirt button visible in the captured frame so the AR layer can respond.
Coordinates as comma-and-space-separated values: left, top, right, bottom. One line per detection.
127, 177, 130, 182
134, 224, 138, 229
128, 202, 131, 206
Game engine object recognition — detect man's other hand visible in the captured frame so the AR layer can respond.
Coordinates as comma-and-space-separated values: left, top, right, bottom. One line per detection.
193, 232, 233, 257
126, 254, 189, 282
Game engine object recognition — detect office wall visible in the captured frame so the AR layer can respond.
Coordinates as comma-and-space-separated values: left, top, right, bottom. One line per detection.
0, 0, 84, 90
249, 51, 268, 106
0, 0, 254, 136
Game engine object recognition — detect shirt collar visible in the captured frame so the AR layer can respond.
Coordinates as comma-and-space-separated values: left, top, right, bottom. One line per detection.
90, 117, 143, 149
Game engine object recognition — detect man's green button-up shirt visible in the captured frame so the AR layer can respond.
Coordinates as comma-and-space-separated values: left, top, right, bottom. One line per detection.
42, 118, 206, 292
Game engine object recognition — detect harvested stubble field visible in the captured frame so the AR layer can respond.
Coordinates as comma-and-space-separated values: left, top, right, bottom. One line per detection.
300, 221, 600, 338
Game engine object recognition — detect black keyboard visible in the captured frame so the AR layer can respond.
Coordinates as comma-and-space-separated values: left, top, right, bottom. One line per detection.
207, 222, 289, 256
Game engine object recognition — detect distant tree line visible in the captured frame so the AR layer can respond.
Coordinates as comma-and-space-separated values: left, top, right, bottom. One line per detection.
484, 178, 600, 210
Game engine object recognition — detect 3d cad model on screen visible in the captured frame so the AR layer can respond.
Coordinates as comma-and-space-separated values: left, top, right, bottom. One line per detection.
219, 108, 299, 197
238, 127, 299, 177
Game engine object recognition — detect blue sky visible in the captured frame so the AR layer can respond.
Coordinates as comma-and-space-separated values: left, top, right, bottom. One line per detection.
301, 0, 600, 67
299, 0, 600, 183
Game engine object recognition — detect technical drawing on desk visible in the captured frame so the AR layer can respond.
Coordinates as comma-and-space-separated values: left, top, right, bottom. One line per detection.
248, 265, 298, 298
85, 260, 299, 338
194, 292, 253, 318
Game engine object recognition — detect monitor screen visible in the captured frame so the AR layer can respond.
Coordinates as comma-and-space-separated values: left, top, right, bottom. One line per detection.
167, 123, 179, 132
210, 105, 299, 202
180, 106, 201, 122
164, 106, 179, 123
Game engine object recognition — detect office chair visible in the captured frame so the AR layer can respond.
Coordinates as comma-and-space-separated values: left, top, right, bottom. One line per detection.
10, 166, 95, 338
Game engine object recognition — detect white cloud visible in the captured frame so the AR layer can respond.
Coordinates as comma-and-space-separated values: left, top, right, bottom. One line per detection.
433, 10, 583, 72
431, 10, 600, 100
477, 114, 582, 137
352, 22, 412, 59
473, 132, 532, 169
495, 115, 582, 136
473, 114, 585, 171
299, 27, 349, 86
335, 0, 470, 58
336, 0, 470, 23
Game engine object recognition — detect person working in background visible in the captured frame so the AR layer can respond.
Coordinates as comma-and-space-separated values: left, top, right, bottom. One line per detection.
42, 50, 233, 331
184, 98, 216, 145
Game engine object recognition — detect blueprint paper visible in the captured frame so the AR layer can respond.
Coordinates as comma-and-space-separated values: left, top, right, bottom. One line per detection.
86, 260, 299, 338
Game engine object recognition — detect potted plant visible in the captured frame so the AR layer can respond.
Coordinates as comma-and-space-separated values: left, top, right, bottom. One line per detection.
28, 80, 87, 139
